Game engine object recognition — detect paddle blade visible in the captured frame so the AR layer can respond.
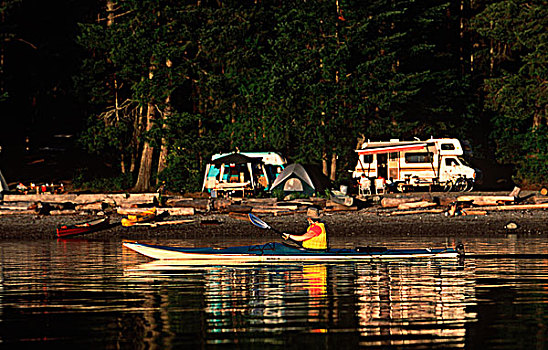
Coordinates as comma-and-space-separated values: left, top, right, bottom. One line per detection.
248, 213, 271, 230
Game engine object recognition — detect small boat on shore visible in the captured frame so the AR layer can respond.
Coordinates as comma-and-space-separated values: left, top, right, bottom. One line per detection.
121, 208, 157, 227
122, 241, 463, 262
56, 217, 110, 238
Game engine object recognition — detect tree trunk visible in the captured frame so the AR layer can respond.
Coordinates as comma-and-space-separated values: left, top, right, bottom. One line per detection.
157, 58, 173, 184
133, 103, 155, 192
322, 150, 328, 176
330, 152, 337, 181
156, 96, 170, 184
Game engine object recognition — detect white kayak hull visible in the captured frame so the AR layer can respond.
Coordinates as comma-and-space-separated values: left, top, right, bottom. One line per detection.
123, 241, 461, 262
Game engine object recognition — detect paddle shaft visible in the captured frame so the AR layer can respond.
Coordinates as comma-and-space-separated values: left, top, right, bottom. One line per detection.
248, 214, 284, 237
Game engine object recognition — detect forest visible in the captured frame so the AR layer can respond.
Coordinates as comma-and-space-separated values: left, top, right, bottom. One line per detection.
0, 0, 546, 193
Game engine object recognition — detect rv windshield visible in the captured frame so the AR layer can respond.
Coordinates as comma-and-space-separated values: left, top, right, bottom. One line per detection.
458, 157, 471, 166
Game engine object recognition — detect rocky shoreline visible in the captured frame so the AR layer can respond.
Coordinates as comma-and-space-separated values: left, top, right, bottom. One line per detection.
0, 202, 546, 241
1, 189, 547, 241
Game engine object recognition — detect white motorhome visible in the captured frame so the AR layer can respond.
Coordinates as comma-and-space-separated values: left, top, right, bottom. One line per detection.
353, 138, 476, 192
202, 152, 286, 196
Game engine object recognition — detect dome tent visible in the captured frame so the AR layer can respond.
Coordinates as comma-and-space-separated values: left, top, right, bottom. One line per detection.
270, 163, 331, 196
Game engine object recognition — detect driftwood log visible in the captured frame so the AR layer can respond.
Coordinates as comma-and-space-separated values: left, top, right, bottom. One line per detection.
397, 201, 438, 210
457, 195, 516, 206
473, 203, 548, 211
390, 209, 445, 216
381, 197, 422, 208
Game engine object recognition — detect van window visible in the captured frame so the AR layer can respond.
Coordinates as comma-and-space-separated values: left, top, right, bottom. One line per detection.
405, 152, 433, 163
441, 143, 455, 151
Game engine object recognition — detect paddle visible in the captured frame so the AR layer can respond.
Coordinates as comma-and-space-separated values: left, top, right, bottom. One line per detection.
248, 213, 283, 237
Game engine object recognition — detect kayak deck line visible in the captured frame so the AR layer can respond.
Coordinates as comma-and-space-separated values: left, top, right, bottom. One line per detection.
122, 241, 462, 261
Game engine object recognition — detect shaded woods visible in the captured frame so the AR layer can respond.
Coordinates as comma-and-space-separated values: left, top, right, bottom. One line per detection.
0, 0, 546, 192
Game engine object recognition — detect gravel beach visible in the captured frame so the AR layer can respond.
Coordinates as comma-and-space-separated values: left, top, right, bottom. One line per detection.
0, 207, 546, 241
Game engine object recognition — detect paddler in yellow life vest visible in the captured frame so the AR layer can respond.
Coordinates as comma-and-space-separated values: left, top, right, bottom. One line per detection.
282, 207, 328, 250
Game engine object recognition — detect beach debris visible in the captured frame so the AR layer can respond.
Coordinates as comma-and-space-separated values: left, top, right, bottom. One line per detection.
129, 219, 195, 227
508, 186, 521, 198
504, 221, 519, 230
390, 209, 445, 216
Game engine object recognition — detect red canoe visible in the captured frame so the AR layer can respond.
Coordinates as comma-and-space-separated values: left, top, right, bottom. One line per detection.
56, 217, 110, 238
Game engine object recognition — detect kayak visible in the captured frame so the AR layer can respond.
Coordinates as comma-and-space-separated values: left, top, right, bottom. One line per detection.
122, 241, 463, 262
57, 217, 110, 238
121, 208, 157, 227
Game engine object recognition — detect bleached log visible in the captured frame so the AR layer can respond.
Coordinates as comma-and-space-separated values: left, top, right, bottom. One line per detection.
0, 210, 37, 215
274, 209, 307, 216
163, 207, 195, 216
243, 198, 278, 205
461, 210, 487, 216
75, 202, 103, 211
131, 219, 195, 227
117, 207, 157, 215
457, 195, 515, 206
325, 203, 358, 212
251, 208, 293, 215
397, 201, 437, 210
229, 212, 251, 221
390, 209, 445, 216
329, 196, 354, 207
380, 197, 422, 208
0, 205, 29, 210
532, 196, 548, 204
473, 203, 548, 211
49, 210, 80, 215
3, 193, 159, 205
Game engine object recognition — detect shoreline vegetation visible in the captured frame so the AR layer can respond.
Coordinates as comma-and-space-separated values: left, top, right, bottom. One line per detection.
1, 189, 547, 240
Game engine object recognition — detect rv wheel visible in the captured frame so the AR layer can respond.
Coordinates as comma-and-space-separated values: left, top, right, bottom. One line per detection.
465, 179, 474, 192
453, 178, 468, 192
442, 181, 453, 192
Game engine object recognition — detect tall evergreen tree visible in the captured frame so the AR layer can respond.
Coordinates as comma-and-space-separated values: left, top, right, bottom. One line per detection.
471, 0, 547, 184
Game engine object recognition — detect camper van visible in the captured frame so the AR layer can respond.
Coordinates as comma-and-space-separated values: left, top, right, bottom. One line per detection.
353, 138, 477, 192
202, 152, 286, 196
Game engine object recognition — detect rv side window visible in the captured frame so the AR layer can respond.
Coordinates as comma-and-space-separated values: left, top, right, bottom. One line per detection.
441, 143, 455, 151
361, 155, 373, 163
405, 152, 433, 163
389, 152, 398, 160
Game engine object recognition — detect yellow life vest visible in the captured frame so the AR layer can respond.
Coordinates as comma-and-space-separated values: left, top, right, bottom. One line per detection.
302, 222, 327, 250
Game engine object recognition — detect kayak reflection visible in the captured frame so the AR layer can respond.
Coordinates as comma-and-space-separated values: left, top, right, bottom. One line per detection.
124, 259, 471, 346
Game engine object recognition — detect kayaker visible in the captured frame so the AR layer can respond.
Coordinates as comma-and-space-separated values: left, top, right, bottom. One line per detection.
282, 207, 328, 250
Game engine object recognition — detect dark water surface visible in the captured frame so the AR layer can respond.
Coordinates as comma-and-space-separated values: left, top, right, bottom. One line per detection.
0, 235, 546, 349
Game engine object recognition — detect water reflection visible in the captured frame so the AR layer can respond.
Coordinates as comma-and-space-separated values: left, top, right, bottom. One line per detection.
0, 237, 546, 349
124, 258, 473, 348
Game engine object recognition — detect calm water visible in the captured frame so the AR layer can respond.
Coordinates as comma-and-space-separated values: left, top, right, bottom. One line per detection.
0, 235, 546, 349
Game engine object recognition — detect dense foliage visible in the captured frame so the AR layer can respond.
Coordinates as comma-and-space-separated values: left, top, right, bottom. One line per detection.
0, 0, 545, 191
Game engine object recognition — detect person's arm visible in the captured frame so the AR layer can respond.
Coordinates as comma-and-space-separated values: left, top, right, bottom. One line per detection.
282, 231, 315, 242
282, 224, 321, 241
